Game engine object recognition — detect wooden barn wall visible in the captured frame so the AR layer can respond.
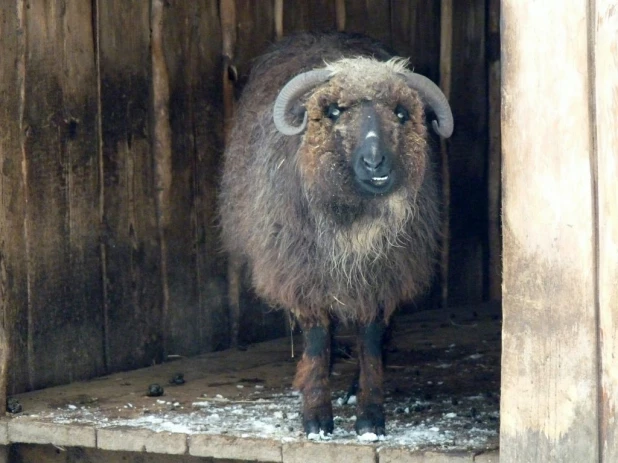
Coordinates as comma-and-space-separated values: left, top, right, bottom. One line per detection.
0, 0, 496, 394
500, 0, 618, 461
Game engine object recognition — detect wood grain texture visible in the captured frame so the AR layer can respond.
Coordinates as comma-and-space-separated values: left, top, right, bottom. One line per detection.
595, 1, 618, 461
307, 0, 337, 31
500, 1, 599, 461
282, 0, 311, 34
445, 0, 487, 306
221, 0, 237, 140
151, 0, 173, 359
159, 0, 227, 355
98, 1, 164, 372
335, 0, 345, 31
438, 0, 453, 310
234, 0, 275, 86
344, 0, 391, 46
22, 0, 105, 389
390, 0, 440, 82
0, 0, 29, 396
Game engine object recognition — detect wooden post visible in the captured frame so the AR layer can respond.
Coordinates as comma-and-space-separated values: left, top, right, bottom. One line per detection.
501, 1, 599, 461
595, 0, 618, 460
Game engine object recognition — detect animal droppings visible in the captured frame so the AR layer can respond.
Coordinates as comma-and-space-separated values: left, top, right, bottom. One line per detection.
147, 383, 165, 397
6, 398, 22, 414
170, 373, 186, 385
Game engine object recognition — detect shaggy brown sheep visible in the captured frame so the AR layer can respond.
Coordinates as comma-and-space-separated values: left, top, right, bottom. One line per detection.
219, 32, 453, 437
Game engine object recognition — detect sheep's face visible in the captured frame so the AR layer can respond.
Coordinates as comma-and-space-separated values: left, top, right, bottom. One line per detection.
298, 61, 429, 225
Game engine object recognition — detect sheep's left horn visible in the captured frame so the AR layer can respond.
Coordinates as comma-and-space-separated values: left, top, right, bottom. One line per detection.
273, 69, 331, 136
401, 72, 454, 138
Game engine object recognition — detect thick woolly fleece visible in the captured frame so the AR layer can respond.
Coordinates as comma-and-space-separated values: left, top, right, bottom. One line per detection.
218, 32, 440, 326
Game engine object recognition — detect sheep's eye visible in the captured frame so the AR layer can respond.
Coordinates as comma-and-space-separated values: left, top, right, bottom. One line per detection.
395, 104, 410, 123
325, 103, 342, 121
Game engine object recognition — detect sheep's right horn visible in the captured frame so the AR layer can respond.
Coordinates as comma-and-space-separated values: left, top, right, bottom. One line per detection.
401, 72, 454, 138
273, 69, 332, 136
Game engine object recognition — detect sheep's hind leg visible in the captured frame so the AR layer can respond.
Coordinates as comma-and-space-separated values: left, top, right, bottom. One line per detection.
293, 317, 333, 435
355, 320, 386, 436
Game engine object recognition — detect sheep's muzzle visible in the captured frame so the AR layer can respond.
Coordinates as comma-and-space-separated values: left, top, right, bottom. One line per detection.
352, 105, 396, 196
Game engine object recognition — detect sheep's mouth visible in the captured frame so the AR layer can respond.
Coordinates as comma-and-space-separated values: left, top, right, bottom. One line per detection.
370, 175, 390, 186
356, 172, 395, 196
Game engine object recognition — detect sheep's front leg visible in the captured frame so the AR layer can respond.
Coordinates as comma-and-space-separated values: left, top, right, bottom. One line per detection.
355, 320, 386, 435
293, 318, 333, 435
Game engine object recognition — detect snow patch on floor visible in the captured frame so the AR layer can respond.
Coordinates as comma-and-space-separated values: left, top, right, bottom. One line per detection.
21, 388, 498, 452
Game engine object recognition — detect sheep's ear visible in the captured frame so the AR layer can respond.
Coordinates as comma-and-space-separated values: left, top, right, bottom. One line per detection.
273, 69, 331, 136
400, 72, 454, 138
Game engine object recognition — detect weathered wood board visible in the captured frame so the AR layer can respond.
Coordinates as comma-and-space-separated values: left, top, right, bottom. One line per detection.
157, 0, 225, 358
22, 0, 105, 389
500, 1, 599, 461
595, 0, 618, 460
98, 0, 164, 373
0, 0, 29, 397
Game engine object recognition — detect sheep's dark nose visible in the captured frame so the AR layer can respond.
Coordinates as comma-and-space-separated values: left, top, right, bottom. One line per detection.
362, 148, 386, 172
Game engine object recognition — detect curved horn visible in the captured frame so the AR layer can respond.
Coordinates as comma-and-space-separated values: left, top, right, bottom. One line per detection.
273, 69, 332, 136
401, 72, 454, 138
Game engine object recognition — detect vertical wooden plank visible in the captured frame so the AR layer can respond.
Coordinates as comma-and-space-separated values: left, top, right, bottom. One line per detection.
595, 0, 618, 460
0, 0, 29, 396
487, 0, 501, 302
500, 1, 599, 461
344, 0, 391, 46
62, 1, 107, 382
274, 0, 283, 39
282, 0, 310, 33
280, 0, 339, 35
157, 0, 226, 356
234, 0, 275, 85
390, 0, 441, 82
98, 1, 164, 371
308, 0, 337, 31
221, 0, 237, 139
446, 0, 487, 305
335, 0, 346, 31
438, 0, 453, 309
151, 0, 173, 358
22, 0, 104, 388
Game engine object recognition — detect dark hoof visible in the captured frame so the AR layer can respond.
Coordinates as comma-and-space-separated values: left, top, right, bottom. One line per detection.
303, 406, 334, 436
355, 403, 385, 436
